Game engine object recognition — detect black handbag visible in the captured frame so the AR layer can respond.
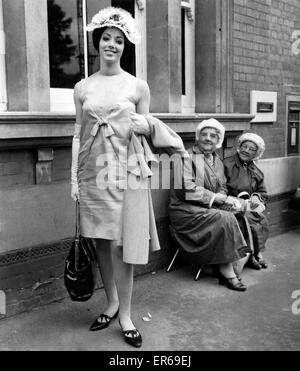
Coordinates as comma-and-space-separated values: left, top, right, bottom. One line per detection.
289, 186, 300, 210
64, 201, 96, 302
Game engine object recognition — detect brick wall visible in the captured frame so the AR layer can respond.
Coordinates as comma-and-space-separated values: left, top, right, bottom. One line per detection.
233, 0, 300, 158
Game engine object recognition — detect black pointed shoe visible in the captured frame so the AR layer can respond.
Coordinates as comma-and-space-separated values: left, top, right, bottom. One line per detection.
89, 310, 119, 332
246, 254, 262, 270
256, 256, 268, 269
119, 320, 142, 348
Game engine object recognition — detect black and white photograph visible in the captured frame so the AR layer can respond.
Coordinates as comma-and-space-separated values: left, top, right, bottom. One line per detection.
0, 0, 299, 355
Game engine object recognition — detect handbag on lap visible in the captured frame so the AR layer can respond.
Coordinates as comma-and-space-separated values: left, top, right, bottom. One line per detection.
64, 201, 96, 302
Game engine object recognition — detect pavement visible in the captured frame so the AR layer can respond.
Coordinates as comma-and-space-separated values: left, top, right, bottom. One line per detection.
0, 229, 299, 351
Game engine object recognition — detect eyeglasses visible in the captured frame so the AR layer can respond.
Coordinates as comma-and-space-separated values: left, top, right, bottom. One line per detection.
240, 144, 257, 154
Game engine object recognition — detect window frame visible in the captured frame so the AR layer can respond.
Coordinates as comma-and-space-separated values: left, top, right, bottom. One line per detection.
181, 0, 195, 114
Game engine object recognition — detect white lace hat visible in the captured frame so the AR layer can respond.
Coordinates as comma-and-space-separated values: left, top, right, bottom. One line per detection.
86, 7, 141, 45
238, 133, 266, 160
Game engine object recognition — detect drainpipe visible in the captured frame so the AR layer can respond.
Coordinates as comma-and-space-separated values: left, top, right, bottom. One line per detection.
0, 0, 7, 111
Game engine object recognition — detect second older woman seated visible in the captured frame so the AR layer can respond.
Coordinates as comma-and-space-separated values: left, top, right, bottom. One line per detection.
169, 119, 251, 292
223, 133, 269, 270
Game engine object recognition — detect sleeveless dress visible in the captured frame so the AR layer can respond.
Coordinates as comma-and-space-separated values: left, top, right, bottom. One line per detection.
77, 71, 139, 241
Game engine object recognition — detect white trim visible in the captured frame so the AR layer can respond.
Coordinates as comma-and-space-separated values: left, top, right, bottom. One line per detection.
0, 0, 7, 112
181, 1, 191, 9
181, 0, 195, 114
83, 0, 88, 79
135, 0, 147, 80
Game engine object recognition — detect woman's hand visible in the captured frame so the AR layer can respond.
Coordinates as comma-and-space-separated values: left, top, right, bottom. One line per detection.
130, 112, 150, 136
226, 196, 241, 211
225, 196, 246, 212
250, 195, 261, 209
71, 183, 79, 201
214, 193, 228, 206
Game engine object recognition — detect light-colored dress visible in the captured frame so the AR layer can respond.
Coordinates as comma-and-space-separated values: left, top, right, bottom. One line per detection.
77, 72, 137, 241
76, 71, 186, 264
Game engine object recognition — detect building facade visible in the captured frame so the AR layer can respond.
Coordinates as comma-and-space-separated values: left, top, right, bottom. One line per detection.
1, 0, 300, 318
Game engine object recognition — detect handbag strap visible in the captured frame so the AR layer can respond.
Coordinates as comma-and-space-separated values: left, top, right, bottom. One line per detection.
75, 200, 80, 239
75, 200, 80, 270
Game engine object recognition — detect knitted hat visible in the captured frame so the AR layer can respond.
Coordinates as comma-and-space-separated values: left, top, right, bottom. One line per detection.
195, 119, 225, 149
86, 7, 141, 45
238, 133, 266, 160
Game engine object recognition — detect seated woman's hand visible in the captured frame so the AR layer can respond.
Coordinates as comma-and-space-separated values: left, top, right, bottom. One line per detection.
224, 196, 246, 213
226, 196, 241, 211
214, 193, 228, 206
250, 195, 261, 209
130, 112, 151, 136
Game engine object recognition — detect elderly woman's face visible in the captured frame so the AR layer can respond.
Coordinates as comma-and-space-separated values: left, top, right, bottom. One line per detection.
197, 128, 219, 153
238, 140, 258, 162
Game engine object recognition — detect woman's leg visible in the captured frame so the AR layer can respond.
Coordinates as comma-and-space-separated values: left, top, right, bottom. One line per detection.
111, 244, 136, 331
219, 263, 240, 285
95, 239, 119, 317
233, 253, 250, 275
219, 262, 247, 291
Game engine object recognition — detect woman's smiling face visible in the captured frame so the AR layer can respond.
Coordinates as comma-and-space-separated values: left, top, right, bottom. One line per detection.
238, 140, 258, 162
99, 27, 125, 63
197, 127, 219, 153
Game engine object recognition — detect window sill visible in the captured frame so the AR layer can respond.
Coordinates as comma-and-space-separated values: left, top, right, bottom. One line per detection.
0, 112, 254, 149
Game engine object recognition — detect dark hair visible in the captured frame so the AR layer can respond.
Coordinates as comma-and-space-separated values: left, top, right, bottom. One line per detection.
92, 27, 130, 53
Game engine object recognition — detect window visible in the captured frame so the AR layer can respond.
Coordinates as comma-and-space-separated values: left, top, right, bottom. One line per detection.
181, 0, 195, 114
47, 0, 146, 112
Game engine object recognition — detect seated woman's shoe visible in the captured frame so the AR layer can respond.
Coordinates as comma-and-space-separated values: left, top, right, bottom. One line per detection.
246, 254, 261, 270
119, 320, 142, 348
256, 256, 268, 269
213, 265, 242, 282
89, 310, 119, 332
218, 274, 247, 292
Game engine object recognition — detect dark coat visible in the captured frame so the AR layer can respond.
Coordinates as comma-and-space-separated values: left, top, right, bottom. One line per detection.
223, 154, 269, 254
223, 154, 268, 202
169, 147, 248, 265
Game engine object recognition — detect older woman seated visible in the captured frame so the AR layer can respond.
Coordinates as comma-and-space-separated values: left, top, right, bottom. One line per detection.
169, 119, 251, 292
223, 133, 269, 270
